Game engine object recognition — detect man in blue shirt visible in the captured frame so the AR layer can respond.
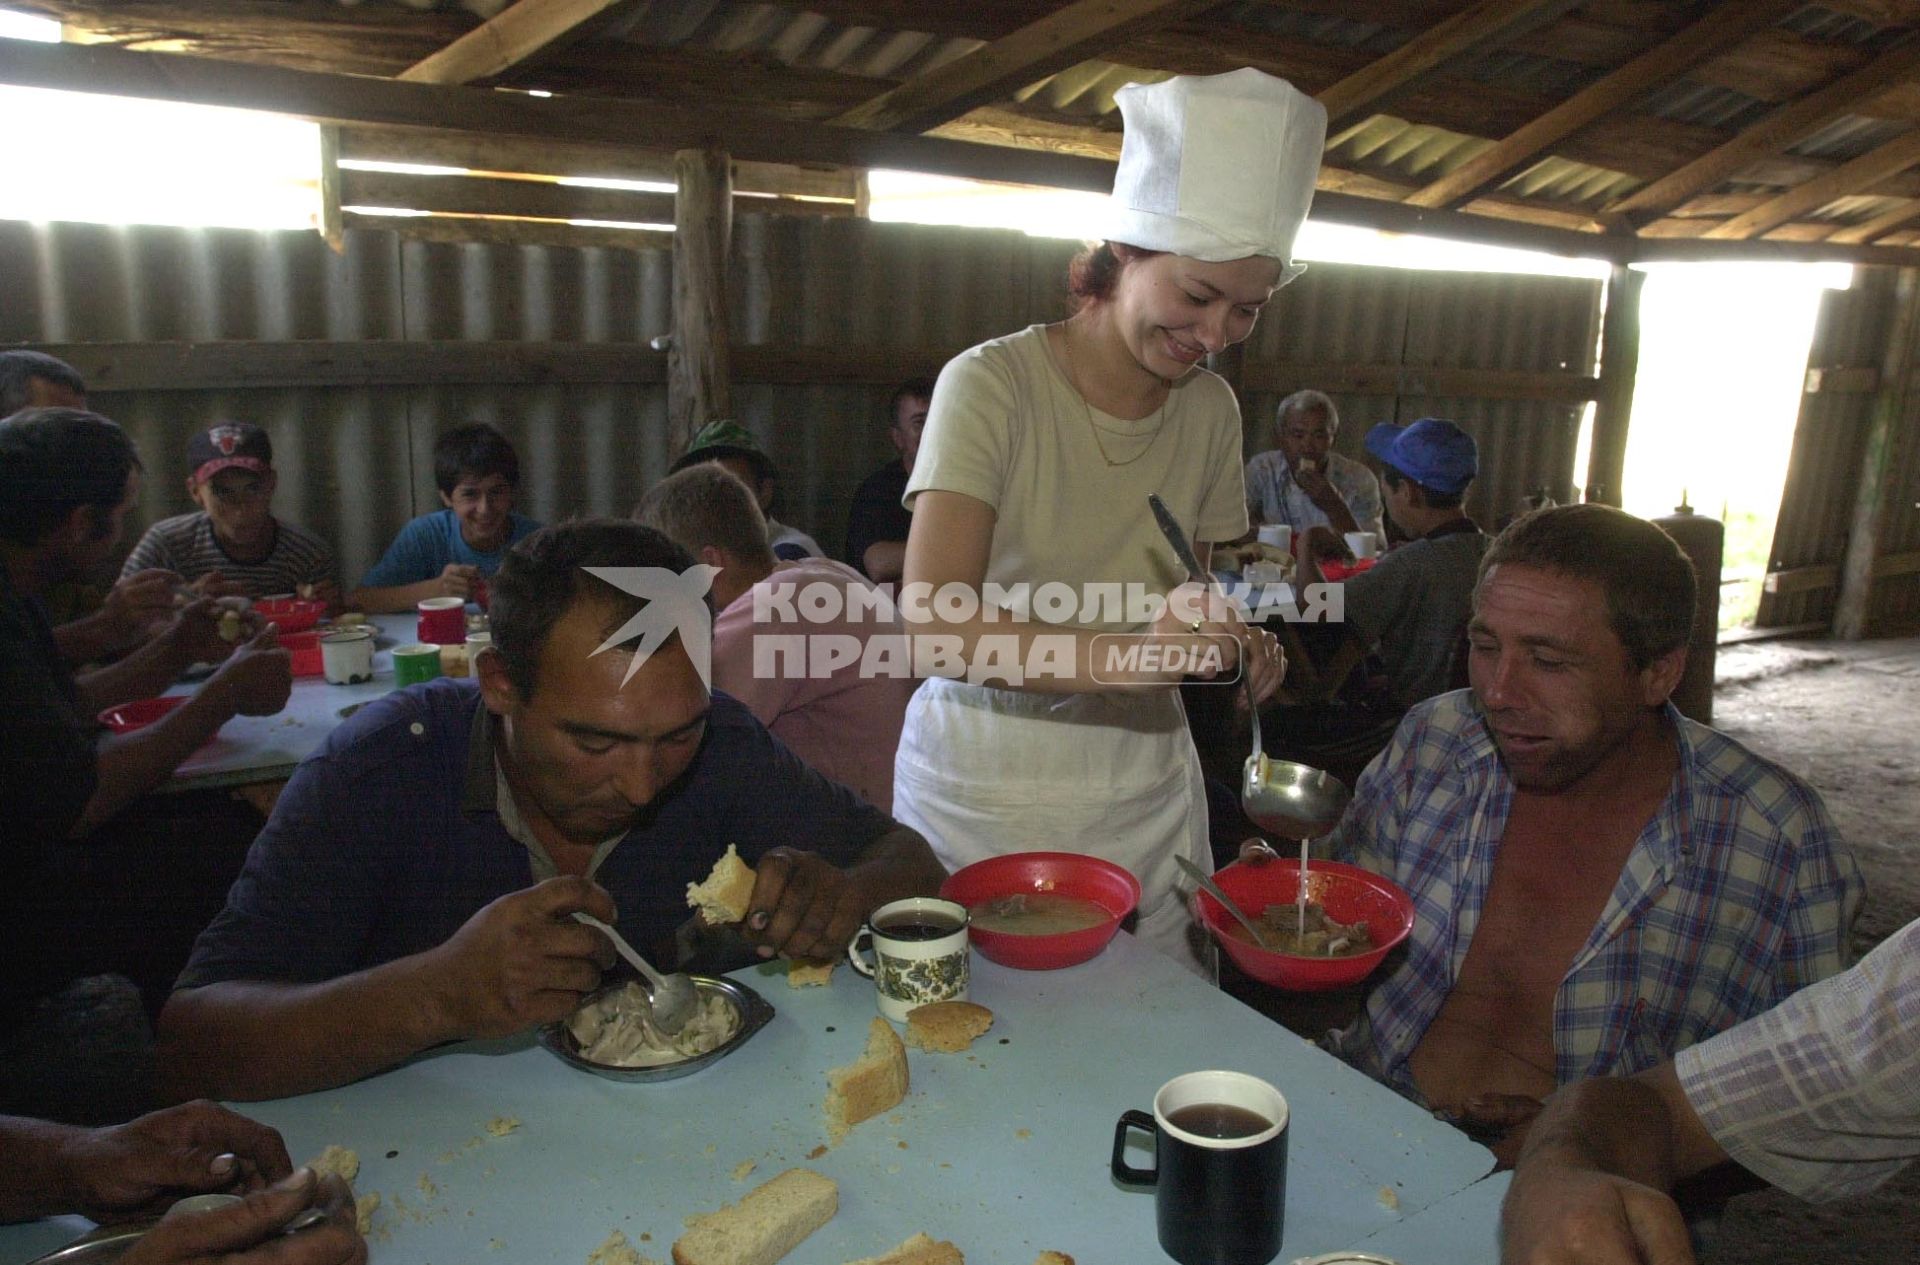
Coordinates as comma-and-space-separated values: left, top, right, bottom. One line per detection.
348, 423, 542, 613
159, 519, 947, 1102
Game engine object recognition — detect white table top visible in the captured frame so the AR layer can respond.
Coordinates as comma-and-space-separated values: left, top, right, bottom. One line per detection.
152, 614, 427, 792
2, 933, 1495, 1265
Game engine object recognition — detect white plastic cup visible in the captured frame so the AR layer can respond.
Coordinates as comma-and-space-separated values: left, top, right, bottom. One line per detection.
464, 631, 492, 678
1256, 524, 1292, 553
1343, 531, 1378, 560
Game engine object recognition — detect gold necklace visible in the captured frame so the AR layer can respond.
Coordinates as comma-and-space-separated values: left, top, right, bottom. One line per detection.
1058, 323, 1168, 469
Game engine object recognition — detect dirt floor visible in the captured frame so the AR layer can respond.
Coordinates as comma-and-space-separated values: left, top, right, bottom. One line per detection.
1694, 633, 1920, 1265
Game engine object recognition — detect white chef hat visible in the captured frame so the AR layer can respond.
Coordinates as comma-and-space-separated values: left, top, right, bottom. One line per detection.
1100, 68, 1327, 287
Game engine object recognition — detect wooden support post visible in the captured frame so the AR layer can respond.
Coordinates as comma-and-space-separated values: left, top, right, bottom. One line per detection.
318, 124, 344, 253
1834, 266, 1920, 639
669, 148, 734, 455
1585, 263, 1643, 506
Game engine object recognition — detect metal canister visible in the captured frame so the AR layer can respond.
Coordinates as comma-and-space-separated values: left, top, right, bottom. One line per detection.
1653, 501, 1723, 725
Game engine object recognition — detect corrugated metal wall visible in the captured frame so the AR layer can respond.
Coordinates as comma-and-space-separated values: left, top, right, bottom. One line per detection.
1241, 264, 1601, 529
1758, 269, 1908, 630
4, 216, 1601, 583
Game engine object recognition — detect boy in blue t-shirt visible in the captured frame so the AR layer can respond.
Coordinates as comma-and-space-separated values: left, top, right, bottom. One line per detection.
348, 424, 542, 613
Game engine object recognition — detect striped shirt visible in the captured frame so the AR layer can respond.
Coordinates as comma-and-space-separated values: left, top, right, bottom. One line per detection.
1677, 916, 1920, 1202
1326, 690, 1864, 1105
121, 511, 336, 599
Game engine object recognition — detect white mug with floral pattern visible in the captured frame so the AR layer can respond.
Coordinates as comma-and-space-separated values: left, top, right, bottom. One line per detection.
847, 897, 970, 1021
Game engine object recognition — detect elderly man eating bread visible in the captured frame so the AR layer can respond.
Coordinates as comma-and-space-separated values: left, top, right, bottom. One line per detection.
158, 519, 945, 1102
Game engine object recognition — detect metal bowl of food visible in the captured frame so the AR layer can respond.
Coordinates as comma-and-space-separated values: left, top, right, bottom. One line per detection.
537, 975, 774, 1083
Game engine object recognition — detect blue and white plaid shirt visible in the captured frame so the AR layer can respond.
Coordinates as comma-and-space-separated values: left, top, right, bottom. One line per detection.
1327, 691, 1864, 1105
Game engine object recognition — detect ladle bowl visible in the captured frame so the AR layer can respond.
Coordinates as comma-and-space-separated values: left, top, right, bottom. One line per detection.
1243, 755, 1353, 841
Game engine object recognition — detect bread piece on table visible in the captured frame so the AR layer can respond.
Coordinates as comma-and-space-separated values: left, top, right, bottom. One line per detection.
672, 1168, 837, 1265
825, 1017, 908, 1144
687, 843, 756, 924
786, 958, 838, 988
903, 1001, 993, 1054
842, 1233, 964, 1264
1033, 1254, 1075, 1265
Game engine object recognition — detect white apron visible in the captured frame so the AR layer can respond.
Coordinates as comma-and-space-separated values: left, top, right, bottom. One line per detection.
892, 676, 1215, 978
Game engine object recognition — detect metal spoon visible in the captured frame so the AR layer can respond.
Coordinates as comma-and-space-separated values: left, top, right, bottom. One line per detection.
1175, 855, 1273, 951
569, 912, 699, 1036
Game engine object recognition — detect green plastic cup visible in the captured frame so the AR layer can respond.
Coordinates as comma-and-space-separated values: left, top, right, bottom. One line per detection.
392, 643, 442, 687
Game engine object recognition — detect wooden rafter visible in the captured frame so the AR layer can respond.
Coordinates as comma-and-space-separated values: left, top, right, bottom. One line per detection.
0, 38, 1117, 189
399, 0, 628, 85
1826, 199, 1920, 245
1606, 41, 1920, 222
1404, 0, 1801, 210
1704, 128, 1920, 239
1317, 0, 1580, 127
830, 0, 1215, 134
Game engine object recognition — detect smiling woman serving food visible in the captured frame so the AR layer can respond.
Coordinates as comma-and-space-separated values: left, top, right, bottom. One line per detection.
892, 70, 1322, 974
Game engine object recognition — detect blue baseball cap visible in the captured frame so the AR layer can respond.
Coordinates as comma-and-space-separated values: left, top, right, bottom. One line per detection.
1364, 418, 1478, 495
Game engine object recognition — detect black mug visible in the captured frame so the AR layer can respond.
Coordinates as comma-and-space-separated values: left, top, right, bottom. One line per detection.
1111, 1069, 1290, 1265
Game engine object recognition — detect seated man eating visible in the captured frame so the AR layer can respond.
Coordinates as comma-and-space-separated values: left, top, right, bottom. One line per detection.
1317, 504, 1862, 1142
158, 518, 947, 1102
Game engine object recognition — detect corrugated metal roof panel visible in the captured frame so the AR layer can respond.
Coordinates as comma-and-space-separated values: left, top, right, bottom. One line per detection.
1789, 114, 1912, 160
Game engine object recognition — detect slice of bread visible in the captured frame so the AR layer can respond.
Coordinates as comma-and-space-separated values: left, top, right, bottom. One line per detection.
671, 1168, 837, 1265
687, 844, 757, 925
1033, 1254, 1075, 1265
841, 1233, 964, 1265
825, 1017, 909, 1144
786, 958, 837, 988
903, 1001, 993, 1054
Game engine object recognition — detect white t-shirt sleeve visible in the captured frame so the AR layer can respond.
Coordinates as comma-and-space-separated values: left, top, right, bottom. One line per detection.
906, 345, 1017, 513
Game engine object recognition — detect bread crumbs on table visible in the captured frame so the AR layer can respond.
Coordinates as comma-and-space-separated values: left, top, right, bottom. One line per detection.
731, 1159, 757, 1181
806, 1144, 828, 1159
1015, 1129, 1031, 1140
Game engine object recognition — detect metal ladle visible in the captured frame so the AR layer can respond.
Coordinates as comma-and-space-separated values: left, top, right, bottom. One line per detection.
1242, 756, 1353, 939
570, 912, 699, 1036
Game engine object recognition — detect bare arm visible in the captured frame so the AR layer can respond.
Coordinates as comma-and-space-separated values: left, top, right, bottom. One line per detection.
157, 877, 618, 1102
861, 540, 907, 586
346, 565, 475, 615
78, 627, 290, 835
1500, 1064, 1729, 1265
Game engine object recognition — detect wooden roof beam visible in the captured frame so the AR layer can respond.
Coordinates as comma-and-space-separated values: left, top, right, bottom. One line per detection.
1826, 198, 1920, 245
399, 0, 629, 85
1317, 0, 1583, 128
829, 0, 1217, 134
1704, 128, 1920, 239
1605, 40, 1920, 221
0, 38, 1117, 190
1404, 0, 1801, 210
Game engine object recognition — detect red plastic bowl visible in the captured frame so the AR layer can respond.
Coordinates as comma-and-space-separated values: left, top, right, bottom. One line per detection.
280, 629, 323, 677
940, 851, 1141, 970
253, 597, 324, 634
1197, 860, 1415, 992
97, 695, 188, 734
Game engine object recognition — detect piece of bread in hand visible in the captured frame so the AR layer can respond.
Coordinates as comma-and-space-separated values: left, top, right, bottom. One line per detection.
672, 1168, 837, 1265
687, 843, 756, 925
903, 1001, 994, 1054
825, 1017, 908, 1144
842, 1233, 964, 1265
786, 958, 837, 988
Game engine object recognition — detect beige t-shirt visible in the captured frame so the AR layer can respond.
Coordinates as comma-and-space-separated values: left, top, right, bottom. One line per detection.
905, 324, 1248, 633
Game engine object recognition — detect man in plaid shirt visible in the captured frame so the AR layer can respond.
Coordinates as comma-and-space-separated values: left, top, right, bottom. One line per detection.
1317, 505, 1862, 1147
1501, 916, 1920, 1264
